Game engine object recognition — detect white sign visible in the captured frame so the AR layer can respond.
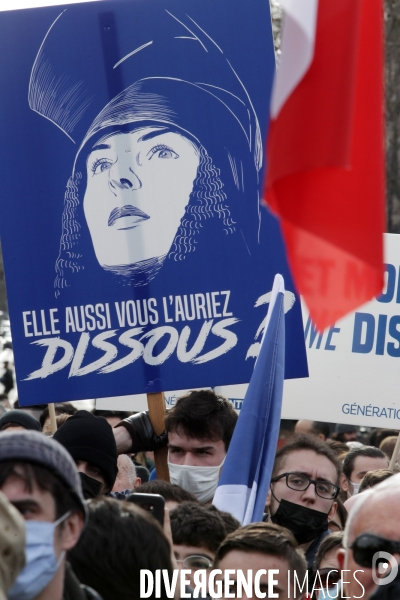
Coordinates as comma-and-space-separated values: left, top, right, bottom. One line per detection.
95, 388, 212, 412
219, 234, 400, 429
283, 233, 400, 428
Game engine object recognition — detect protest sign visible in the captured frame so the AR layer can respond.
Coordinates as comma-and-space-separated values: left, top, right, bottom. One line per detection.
283, 234, 400, 428
0, 0, 307, 406
218, 234, 400, 428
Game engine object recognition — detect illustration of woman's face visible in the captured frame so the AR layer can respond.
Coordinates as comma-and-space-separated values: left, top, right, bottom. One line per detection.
83, 126, 200, 268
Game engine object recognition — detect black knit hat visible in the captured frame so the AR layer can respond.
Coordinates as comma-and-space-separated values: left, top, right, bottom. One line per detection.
53, 410, 118, 491
0, 410, 41, 432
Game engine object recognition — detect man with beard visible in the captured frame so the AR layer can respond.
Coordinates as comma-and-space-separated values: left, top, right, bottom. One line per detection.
266, 435, 340, 569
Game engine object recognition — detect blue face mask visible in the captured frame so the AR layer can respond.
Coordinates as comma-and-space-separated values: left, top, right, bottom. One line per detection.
318, 580, 342, 599
8, 512, 70, 600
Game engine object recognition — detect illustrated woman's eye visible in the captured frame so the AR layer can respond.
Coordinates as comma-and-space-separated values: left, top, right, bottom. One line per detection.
90, 157, 114, 175
147, 144, 179, 160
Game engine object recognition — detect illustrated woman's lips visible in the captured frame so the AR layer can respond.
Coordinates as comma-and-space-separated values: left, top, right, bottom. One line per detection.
108, 205, 150, 230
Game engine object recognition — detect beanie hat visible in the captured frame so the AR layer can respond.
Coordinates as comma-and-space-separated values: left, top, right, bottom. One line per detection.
335, 423, 357, 434
0, 410, 41, 432
0, 431, 85, 516
53, 410, 118, 491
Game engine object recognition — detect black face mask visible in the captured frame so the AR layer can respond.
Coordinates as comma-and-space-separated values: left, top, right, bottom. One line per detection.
271, 498, 329, 544
79, 472, 102, 499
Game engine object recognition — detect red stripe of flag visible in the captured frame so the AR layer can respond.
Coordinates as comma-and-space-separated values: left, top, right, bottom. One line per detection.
265, 0, 385, 331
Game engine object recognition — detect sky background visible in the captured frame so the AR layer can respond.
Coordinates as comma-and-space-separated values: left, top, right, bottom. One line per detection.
0, 0, 101, 10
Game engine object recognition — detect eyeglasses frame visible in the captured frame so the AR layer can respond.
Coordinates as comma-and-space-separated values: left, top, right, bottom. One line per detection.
175, 555, 213, 569
271, 471, 340, 499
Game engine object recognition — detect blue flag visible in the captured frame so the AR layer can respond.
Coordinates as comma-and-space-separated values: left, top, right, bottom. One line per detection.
213, 274, 285, 524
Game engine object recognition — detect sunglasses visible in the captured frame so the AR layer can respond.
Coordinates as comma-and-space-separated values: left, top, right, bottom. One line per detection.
350, 534, 400, 568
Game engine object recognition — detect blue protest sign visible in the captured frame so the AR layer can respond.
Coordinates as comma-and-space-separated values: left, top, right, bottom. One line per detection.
0, 0, 308, 405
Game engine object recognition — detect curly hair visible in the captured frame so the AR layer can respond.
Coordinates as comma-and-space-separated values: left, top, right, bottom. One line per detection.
54, 143, 235, 295
169, 145, 235, 261
170, 501, 227, 553
54, 172, 84, 296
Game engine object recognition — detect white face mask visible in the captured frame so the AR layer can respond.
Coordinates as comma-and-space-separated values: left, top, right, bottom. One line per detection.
348, 481, 360, 496
168, 456, 225, 503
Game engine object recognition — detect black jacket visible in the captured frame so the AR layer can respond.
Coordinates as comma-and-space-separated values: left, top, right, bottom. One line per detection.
369, 568, 400, 600
0, 369, 13, 394
63, 564, 103, 600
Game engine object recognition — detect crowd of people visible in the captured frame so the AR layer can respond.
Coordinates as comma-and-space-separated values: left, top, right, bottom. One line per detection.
0, 390, 397, 599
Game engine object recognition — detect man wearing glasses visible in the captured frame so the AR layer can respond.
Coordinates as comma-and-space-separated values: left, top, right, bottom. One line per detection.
338, 473, 400, 599
266, 435, 341, 568
170, 502, 228, 592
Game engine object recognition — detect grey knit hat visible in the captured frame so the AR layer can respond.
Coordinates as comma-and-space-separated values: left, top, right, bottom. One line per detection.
0, 431, 86, 516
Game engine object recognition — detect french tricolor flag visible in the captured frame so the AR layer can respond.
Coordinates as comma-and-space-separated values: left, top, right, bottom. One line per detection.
265, 0, 385, 331
213, 274, 285, 524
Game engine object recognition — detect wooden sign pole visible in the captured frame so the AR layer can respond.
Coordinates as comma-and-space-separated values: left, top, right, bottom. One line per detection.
147, 392, 170, 482
48, 403, 58, 434
389, 433, 400, 471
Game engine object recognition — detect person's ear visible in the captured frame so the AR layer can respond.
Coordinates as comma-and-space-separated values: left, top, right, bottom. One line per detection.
60, 511, 84, 551
265, 488, 272, 508
328, 500, 337, 520
340, 473, 349, 492
134, 477, 141, 487
337, 548, 346, 571
317, 433, 325, 441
